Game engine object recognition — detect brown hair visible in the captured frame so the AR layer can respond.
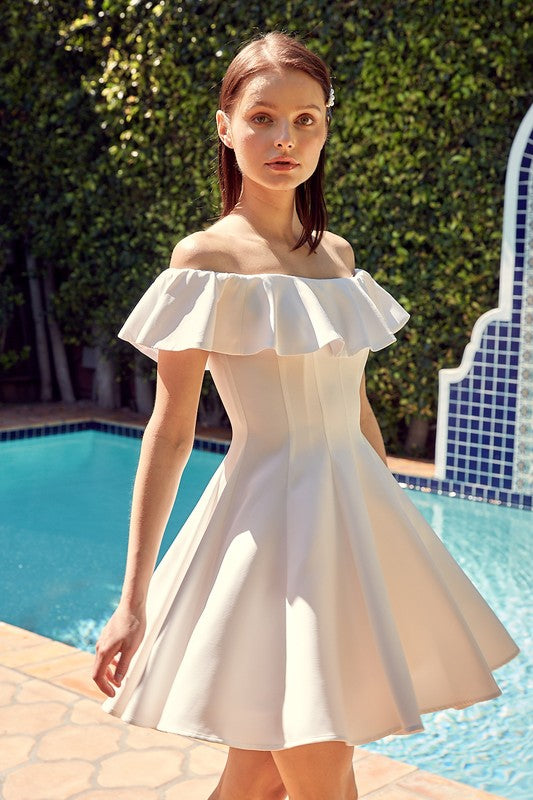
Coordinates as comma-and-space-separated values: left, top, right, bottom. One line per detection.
217, 32, 332, 253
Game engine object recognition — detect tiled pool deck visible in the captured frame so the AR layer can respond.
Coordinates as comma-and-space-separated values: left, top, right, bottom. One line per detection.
0, 403, 506, 799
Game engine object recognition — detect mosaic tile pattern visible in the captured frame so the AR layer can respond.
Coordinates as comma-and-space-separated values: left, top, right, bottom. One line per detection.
436, 109, 533, 506
513, 157, 533, 493
0, 420, 230, 455
393, 472, 531, 511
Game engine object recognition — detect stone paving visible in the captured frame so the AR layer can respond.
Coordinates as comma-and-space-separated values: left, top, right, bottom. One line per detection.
0, 622, 507, 800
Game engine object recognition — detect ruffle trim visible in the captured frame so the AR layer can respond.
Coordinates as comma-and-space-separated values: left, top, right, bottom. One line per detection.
118, 267, 410, 361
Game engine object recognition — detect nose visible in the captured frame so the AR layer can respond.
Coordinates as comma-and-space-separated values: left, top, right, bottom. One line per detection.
274, 122, 294, 150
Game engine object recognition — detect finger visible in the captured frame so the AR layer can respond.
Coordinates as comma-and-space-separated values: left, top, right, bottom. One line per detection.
93, 667, 116, 698
113, 647, 134, 685
92, 643, 122, 694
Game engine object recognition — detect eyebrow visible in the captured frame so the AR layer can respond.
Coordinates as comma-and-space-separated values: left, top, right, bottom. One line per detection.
247, 100, 323, 112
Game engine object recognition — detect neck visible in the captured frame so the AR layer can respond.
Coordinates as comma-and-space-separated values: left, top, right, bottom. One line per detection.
231, 179, 303, 248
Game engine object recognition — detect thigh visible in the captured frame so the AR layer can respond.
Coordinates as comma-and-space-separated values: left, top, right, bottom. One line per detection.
215, 747, 287, 800
271, 741, 357, 800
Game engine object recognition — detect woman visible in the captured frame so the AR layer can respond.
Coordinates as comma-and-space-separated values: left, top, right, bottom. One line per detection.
92, 32, 519, 800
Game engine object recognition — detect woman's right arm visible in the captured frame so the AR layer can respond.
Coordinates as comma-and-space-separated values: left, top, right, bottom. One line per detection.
92, 345, 209, 697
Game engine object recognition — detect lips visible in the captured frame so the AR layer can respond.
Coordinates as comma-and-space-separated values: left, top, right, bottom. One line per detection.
265, 156, 299, 166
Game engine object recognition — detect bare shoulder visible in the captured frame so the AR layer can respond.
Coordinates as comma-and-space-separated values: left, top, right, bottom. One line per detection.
169, 229, 237, 273
322, 231, 356, 273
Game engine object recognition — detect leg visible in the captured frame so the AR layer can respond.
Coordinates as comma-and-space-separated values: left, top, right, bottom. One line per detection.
208, 747, 287, 800
271, 741, 358, 800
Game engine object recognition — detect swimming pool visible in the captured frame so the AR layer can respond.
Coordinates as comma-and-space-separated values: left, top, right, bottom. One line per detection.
0, 429, 530, 798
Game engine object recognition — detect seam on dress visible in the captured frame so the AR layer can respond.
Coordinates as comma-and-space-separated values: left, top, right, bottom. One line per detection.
337, 353, 424, 727
276, 354, 298, 731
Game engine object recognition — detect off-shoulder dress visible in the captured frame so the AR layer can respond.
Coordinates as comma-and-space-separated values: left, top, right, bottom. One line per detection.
101, 266, 519, 751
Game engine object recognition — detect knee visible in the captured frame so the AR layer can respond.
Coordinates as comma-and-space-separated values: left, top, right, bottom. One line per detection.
264, 784, 287, 800
251, 778, 287, 800
227, 782, 286, 800
215, 771, 287, 800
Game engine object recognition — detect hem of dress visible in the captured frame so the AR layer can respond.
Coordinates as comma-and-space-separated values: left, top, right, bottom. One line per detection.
100, 646, 520, 750
102, 709, 425, 751
101, 680, 512, 752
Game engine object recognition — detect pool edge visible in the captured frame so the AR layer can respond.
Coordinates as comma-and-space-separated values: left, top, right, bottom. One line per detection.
1, 419, 530, 510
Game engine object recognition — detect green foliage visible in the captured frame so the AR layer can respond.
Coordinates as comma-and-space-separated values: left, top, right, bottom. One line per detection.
0, 261, 29, 371
1, 0, 531, 451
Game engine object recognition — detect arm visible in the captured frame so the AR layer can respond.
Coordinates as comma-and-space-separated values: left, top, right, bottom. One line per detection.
93, 346, 208, 696
331, 237, 387, 463
332, 236, 388, 463
120, 347, 208, 608
359, 370, 388, 466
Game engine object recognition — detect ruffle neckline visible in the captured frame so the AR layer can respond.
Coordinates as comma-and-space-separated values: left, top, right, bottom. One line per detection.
118, 266, 410, 362
161, 266, 359, 282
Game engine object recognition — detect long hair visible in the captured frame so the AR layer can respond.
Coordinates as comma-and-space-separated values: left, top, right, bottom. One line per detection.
217, 32, 332, 253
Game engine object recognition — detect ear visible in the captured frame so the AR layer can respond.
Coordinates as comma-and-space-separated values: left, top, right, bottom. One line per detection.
216, 110, 233, 149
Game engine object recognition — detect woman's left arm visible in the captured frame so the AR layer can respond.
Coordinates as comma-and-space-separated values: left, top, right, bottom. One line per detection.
338, 238, 388, 465
359, 371, 388, 466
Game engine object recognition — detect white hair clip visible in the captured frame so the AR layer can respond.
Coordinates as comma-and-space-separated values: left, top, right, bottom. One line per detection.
325, 86, 335, 108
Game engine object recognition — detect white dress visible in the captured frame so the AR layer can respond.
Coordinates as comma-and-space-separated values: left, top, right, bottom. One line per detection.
101, 266, 519, 750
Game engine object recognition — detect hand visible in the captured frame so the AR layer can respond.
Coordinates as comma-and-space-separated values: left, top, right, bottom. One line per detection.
92, 604, 146, 697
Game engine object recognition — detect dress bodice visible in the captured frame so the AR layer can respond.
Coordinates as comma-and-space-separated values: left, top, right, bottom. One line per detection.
118, 266, 410, 450
118, 266, 410, 363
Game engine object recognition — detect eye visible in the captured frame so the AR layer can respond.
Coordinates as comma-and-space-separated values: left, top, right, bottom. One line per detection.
252, 114, 315, 128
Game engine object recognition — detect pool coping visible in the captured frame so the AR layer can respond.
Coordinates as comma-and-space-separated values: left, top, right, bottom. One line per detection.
0, 620, 509, 800
1, 418, 530, 510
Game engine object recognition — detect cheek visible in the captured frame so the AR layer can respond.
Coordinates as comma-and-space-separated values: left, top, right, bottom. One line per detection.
240, 129, 259, 149
306, 128, 327, 151
240, 128, 270, 153
232, 127, 256, 154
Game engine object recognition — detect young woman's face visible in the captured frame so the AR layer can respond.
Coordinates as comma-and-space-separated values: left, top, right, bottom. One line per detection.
217, 68, 328, 193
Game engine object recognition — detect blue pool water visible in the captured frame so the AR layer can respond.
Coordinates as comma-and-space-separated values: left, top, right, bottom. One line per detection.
0, 430, 531, 798
0, 431, 223, 647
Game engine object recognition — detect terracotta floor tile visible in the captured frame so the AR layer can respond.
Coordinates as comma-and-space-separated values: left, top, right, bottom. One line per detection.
0, 735, 34, 770
164, 776, 221, 800
54, 668, 103, 699
0, 700, 68, 735
360, 784, 427, 799
0, 633, 42, 653
23, 651, 93, 679
353, 746, 372, 763
0, 680, 17, 705
70, 698, 124, 728
188, 743, 228, 775
387, 455, 435, 478
203, 740, 230, 752
75, 791, 159, 800
0, 624, 49, 651
399, 770, 507, 799
97, 748, 185, 788
15, 677, 78, 705
1, 641, 74, 667
38, 722, 122, 761
354, 752, 417, 795
3, 759, 94, 800
0, 665, 27, 684
126, 723, 195, 751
